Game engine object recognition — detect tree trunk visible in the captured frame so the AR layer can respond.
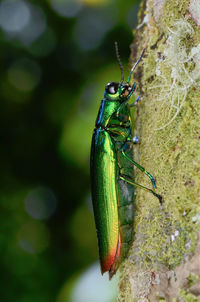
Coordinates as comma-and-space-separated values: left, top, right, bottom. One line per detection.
119, 0, 200, 301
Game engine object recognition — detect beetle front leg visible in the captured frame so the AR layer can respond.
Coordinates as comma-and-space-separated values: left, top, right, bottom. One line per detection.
129, 95, 140, 107
133, 135, 139, 144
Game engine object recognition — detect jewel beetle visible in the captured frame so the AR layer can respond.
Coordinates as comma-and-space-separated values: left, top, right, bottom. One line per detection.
90, 43, 162, 279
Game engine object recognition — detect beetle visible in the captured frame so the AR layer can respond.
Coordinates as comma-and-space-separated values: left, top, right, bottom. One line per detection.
90, 43, 162, 279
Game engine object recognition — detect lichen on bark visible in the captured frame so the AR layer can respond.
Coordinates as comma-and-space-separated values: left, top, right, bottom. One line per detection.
118, 0, 200, 301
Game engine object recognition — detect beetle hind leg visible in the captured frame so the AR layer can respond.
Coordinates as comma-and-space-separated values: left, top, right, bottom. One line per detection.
121, 146, 157, 189
120, 174, 162, 204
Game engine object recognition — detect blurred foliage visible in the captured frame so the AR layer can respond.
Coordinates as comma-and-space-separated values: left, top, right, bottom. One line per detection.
0, 0, 140, 301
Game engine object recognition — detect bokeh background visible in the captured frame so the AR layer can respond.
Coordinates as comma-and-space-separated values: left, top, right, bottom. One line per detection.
0, 0, 140, 301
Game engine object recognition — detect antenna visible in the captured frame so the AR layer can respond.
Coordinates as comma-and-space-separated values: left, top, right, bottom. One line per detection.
114, 41, 124, 82
127, 48, 146, 84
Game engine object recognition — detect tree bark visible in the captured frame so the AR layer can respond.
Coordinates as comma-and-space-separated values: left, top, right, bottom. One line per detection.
119, 0, 200, 301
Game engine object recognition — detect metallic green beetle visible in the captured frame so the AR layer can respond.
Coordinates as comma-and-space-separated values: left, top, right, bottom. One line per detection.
90, 44, 162, 279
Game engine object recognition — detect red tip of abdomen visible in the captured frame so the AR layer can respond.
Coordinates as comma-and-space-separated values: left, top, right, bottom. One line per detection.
100, 233, 121, 276
100, 251, 116, 274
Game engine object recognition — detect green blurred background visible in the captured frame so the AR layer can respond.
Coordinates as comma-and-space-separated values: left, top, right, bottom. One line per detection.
0, 0, 140, 301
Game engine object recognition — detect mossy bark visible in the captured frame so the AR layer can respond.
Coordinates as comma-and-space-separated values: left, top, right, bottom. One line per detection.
118, 0, 200, 301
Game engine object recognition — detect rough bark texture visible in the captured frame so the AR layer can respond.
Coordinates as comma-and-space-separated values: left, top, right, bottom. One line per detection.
118, 0, 200, 301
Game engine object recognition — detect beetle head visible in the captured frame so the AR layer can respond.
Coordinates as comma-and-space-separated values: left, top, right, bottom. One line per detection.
104, 81, 135, 102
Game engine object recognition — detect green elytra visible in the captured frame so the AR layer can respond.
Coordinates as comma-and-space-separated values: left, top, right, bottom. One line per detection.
90, 43, 162, 279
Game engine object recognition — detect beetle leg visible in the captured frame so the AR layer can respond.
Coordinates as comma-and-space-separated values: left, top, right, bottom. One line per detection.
129, 95, 140, 107
132, 135, 139, 144
127, 82, 136, 99
120, 175, 162, 204
121, 149, 157, 189
114, 112, 127, 121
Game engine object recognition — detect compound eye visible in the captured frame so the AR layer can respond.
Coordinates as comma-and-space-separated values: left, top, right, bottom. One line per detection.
105, 82, 119, 95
